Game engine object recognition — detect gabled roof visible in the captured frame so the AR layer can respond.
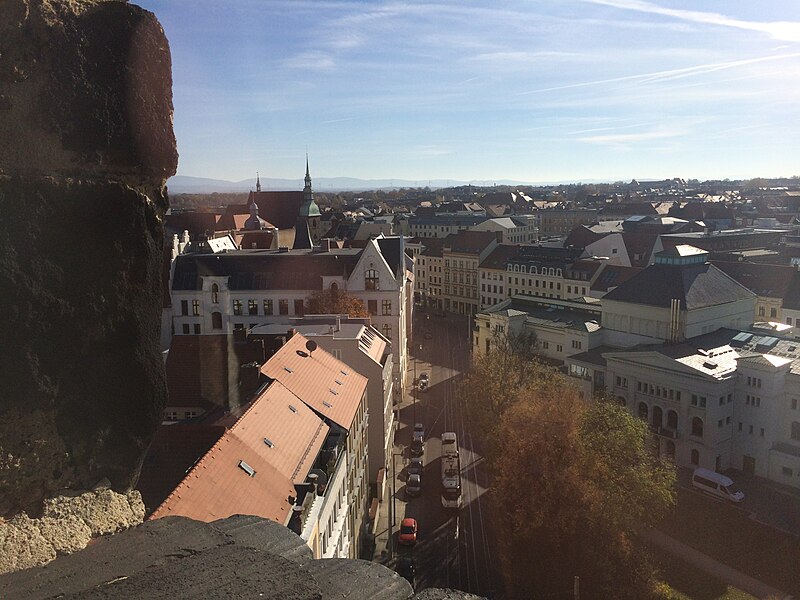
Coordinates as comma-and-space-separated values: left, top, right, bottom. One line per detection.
137, 424, 226, 512
712, 261, 798, 300
590, 265, 643, 292
260, 333, 367, 430
376, 236, 405, 275
417, 237, 446, 257
602, 263, 755, 309
150, 380, 329, 524
247, 191, 305, 230
442, 230, 499, 254
479, 244, 521, 269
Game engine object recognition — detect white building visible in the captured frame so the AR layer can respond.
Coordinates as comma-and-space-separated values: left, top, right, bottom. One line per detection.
170, 235, 412, 398
470, 216, 537, 244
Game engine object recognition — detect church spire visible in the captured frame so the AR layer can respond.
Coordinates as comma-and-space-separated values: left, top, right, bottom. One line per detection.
304, 155, 312, 191
256, 171, 261, 193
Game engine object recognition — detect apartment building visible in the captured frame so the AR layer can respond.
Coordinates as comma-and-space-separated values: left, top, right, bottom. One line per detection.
408, 215, 487, 239
413, 237, 445, 309
170, 235, 412, 398
442, 231, 500, 315
537, 208, 598, 238
471, 216, 537, 244
149, 332, 370, 558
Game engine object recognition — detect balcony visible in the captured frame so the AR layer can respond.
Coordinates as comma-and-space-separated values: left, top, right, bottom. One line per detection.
649, 424, 679, 439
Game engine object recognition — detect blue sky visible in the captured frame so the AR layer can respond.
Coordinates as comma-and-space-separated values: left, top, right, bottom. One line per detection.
136, 0, 800, 184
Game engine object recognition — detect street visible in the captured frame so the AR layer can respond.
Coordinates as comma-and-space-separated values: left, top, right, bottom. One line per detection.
390, 308, 500, 597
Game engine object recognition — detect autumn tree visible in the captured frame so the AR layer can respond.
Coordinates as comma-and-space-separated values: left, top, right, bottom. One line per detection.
305, 288, 369, 318
464, 345, 676, 598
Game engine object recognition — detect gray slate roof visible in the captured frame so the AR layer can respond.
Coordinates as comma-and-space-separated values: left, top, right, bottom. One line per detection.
602, 263, 754, 309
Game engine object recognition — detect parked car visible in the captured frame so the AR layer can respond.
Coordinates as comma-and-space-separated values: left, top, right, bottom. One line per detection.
406, 473, 422, 497
691, 468, 744, 503
398, 517, 418, 546
417, 380, 428, 393
407, 455, 424, 477
418, 372, 429, 384
413, 423, 424, 438
410, 438, 424, 457
396, 556, 416, 587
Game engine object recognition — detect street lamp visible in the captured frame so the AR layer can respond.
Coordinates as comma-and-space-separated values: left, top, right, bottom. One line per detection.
388, 446, 405, 560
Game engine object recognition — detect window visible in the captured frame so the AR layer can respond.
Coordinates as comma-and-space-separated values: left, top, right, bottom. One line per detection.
571, 340, 582, 349
192, 299, 200, 316
783, 467, 794, 476
793, 398, 798, 410
691, 394, 698, 406
233, 300, 242, 315
667, 410, 678, 430
211, 283, 219, 304
788, 317, 794, 325
382, 323, 391, 338
556, 344, 563, 353
719, 396, 724, 406
542, 341, 549, 349
718, 419, 723, 428
700, 396, 706, 408
193, 323, 201, 334
164, 411, 178, 421
770, 307, 777, 319
792, 422, 800, 441
248, 299, 258, 315
181, 300, 189, 316
294, 299, 304, 316
738, 422, 742, 431
690, 449, 699, 466
691, 417, 703, 437
368, 300, 378, 315
212, 312, 222, 330
382, 300, 392, 315
760, 428, 765, 437
749, 425, 754, 434
638, 402, 648, 420
263, 299, 273, 315
182, 324, 190, 334
365, 269, 379, 290
726, 416, 731, 424
758, 306, 766, 317
279, 299, 289, 315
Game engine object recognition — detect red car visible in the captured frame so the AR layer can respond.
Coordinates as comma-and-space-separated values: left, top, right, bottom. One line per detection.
398, 517, 418, 546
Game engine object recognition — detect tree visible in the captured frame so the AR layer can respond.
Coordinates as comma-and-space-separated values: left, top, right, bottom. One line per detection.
465, 345, 676, 598
305, 288, 369, 318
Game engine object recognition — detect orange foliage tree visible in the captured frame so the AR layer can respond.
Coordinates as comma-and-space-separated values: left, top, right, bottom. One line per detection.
462, 344, 676, 599
305, 288, 370, 318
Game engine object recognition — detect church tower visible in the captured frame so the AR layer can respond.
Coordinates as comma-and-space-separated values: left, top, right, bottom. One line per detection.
297, 156, 321, 245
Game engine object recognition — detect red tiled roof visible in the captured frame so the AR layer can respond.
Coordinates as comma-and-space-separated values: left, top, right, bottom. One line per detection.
149, 380, 329, 524
164, 212, 222, 237
137, 424, 226, 513
249, 191, 305, 230
261, 333, 367, 430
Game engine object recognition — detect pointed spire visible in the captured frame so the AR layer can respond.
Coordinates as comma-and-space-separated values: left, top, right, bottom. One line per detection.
304, 154, 312, 190
256, 171, 261, 193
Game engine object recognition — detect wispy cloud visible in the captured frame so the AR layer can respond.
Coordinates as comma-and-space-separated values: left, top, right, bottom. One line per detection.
516, 53, 800, 95
282, 51, 336, 71
581, 0, 800, 42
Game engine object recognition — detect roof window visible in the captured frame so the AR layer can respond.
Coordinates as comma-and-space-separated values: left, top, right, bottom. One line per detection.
289, 404, 298, 413
323, 400, 333, 408
263, 437, 274, 448
238, 460, 256, 477
284, 366, 294, 373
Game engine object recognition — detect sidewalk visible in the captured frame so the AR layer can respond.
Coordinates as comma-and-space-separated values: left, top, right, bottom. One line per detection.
371, 366, 416, 564
643, 529, 793, 600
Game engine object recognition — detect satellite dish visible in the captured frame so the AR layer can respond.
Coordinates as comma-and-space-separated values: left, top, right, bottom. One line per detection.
306, 340, 317, 354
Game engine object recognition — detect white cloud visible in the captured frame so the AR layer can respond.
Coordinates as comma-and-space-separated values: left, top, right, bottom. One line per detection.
580, 0, 800, 42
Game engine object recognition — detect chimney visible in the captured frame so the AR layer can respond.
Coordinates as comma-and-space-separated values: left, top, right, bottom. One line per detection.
239, 361, 261, 397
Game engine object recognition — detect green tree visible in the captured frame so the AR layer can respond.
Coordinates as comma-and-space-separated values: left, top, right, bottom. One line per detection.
305, 288, 369, 318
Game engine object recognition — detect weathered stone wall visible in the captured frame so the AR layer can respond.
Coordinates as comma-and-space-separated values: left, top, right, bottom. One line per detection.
0, 0, 177, 516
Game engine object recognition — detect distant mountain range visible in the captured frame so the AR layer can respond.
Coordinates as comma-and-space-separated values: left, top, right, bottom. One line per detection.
166, 175, 550, 194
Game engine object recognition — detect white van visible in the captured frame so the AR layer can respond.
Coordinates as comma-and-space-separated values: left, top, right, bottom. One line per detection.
691, 468, 744, 503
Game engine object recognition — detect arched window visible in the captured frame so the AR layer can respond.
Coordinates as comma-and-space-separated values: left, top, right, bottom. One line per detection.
638, 402, 648, 420
792, 421, 800, 441
211, 283, 219, 304
691, 417, 704, 437
382, 323, 391, 338
617, 396, 626, 407
690, 449, 700, 466
665, 441, 676, 460
365, 269, 379, 290
667, 410, 678, 430
212, 312, 222, 330
652, 406, 663, 428
330, 282, 339, 295
531, 267, 537, 274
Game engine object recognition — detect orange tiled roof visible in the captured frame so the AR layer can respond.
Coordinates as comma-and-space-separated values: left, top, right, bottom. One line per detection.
149, 380, 329, 524
261, 333, 368, 430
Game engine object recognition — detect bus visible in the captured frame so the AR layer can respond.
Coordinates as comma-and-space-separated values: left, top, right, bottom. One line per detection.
441, 432, 462, 508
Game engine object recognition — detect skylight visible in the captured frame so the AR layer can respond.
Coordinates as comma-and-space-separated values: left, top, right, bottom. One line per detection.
238, 460, 256, 477
264, 438, 274, 448
323, 400, 333, 408
289, 404, 298, 413
284, 366, 294, 373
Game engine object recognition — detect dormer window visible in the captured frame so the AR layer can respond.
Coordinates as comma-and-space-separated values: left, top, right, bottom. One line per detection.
365, 269, 379, 290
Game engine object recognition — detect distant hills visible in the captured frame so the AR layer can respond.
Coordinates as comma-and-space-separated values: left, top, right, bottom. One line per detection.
166, 175, 539, 194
